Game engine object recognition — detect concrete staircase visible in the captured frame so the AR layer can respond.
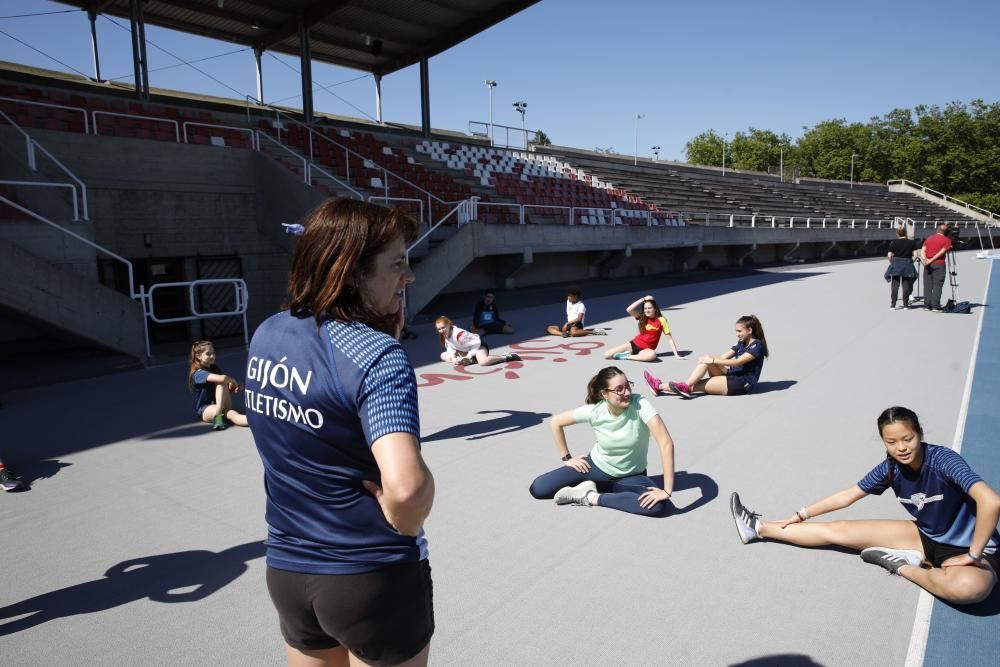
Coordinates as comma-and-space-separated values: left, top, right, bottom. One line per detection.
0, 228, 146, 358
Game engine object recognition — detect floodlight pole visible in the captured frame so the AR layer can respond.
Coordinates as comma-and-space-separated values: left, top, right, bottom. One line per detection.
634, 114, 644, 166
652, 145, 661, 161
513, 101, 527, 149
850, 153, 858, 189
374, 74, 383, 124
722, 134, 727, 176
779, 145, 784, 183
88, 10, 102, 82
485, 80, 497, 145
253, 47, 264, 103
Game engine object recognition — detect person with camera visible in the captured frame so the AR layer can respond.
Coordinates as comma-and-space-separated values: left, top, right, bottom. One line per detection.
920, 223, 953, 312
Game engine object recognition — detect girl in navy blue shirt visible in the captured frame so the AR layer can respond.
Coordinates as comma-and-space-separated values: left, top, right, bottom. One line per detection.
643, 314, 767, 399
730, 406, 1000, 605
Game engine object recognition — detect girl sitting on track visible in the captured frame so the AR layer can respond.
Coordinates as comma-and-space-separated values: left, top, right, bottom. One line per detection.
729, 406, 999, 605
435, 316, 520, 367
188, 340, 248, 430
643, 314, 767, 398
529, 366, 676, 517
603, 295, 684, 362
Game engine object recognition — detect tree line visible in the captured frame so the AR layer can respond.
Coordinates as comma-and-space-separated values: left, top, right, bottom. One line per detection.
684, 100, 1000, 212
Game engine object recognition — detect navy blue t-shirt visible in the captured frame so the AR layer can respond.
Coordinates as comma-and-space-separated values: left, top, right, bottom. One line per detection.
858, 444, 998, 553
191, 369, 214, 416
245, 312, 426, 574
727, 339, 765, 390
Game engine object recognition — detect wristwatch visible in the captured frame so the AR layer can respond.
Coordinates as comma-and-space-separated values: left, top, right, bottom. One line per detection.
561, 453, 572, 461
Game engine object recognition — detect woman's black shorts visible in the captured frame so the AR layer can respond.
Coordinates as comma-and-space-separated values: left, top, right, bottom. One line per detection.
725, 375, 750, 396
266, 559, 434, 666
918, 531, 1000, 573
629, 341, 641, 356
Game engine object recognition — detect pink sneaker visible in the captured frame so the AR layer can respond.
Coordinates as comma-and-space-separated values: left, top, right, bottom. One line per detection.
668, 381, 692, 398
643, 370, 663, 394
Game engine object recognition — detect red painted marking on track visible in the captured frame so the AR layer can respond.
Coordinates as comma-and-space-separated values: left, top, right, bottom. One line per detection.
504, 370, 519, 379
417, 339, 605, 388
552, 357, 568, 363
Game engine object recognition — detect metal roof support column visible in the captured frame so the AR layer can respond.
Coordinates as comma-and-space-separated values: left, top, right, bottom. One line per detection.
419, 57, 431, 139
298, 17, 314, 123
253, 47, 264, 103
87, 9, 102, 82
374, 74, 383, 124
128, 0, 150, 99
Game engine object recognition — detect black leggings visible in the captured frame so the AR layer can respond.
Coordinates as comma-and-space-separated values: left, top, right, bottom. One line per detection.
890, 276, 914, 306
529, 455, 670, 517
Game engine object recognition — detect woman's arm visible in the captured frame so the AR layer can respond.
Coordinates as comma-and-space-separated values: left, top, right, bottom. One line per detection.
626, 295, 653, 318
648, 415, 674, 494
774, 484, 868, 528
550, 409, 590, 472
365, 432, 435, 536
708, 350, 749, 367
944, 481, 1000, 567
204, 372, 240, 392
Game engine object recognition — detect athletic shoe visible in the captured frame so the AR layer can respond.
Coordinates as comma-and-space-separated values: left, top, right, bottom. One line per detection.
592, 329, 608, 336
860, 547, 923, 575
613, 351, 630, 361
561, 331, 570, 338
554, 480, 597, 506
504, 353, 521, 362
643, 370, 663, 393
730, 492, 761, 544
668, 381, 693, 398
212, 414, 227, 431
0, 468, 25, 492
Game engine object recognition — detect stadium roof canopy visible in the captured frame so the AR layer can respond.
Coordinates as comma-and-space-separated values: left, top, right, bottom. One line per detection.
55, 0, 540, 131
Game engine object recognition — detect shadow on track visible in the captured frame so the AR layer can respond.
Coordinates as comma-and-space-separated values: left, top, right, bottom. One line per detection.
729, 655, 825, 666
648, 470, 718, 516
0, 541, 264, 636
423, 409, 552, 442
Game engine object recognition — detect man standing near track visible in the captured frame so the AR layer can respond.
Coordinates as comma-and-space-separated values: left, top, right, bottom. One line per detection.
921, 223, 953, 312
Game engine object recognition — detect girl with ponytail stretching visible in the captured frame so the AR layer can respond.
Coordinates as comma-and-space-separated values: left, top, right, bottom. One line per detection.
643, 314, 767, 398
729, 407, 1000, 605
528, 367, 677, 517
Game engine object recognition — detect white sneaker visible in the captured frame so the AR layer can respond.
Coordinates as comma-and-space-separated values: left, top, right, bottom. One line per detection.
730, 492, 761, 544
554, 480, 597, 506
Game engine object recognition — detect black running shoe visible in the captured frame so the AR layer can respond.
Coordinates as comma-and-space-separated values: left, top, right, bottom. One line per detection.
0, 468, 26, 492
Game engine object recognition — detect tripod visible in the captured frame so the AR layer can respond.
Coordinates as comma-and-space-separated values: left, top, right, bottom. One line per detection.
944, 249, 960, 311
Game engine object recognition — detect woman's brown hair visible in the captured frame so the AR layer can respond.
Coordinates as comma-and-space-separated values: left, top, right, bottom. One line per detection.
285, 198, 419, 334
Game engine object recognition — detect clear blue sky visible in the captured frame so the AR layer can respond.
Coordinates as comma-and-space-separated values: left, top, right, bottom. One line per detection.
1, 0, 997, 161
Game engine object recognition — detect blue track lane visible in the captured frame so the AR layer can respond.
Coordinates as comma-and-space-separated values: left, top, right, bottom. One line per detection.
923, 261, 1000, 665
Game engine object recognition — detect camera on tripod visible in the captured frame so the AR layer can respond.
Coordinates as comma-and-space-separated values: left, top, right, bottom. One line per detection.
944, 223, 964, 248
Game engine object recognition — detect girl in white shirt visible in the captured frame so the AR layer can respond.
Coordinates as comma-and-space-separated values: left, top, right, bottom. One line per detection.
435, 316, 520, 366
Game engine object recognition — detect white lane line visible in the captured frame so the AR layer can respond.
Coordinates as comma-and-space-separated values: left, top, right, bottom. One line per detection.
904, 258, 993, 667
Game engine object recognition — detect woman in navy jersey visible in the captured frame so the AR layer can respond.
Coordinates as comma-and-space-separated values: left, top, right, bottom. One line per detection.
643, 314, 767, 399
730, 406, 1000, 604
246, 199, 435, 666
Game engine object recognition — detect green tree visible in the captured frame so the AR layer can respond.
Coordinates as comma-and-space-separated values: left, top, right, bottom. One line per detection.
685, 130, 724, 166
533, 129, 552, 146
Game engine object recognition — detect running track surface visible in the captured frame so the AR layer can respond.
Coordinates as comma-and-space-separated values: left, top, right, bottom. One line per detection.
923, 258, 1000, 665
1, 254, 997, 665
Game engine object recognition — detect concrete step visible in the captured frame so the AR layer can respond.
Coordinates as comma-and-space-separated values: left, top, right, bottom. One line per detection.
0, 234, 146, 358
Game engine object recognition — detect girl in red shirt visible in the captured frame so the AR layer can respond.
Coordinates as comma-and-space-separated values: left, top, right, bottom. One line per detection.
603, 296, 685, 362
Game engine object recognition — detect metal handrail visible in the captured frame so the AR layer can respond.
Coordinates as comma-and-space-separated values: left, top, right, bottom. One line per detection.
368, 196, 425, 224
308, 161, 364, 200
182, 121, 257, 149
92, 110, 180, 142
147, 278, 248, 322
255, 130, 308, 183
407, 200, 467, 255
0, 96, 89, 133
29, 139, 89, 220
0, 194, 138, 299
0, 180, 79, 221
887, 178, 998, 220
0, 108, 37, 170
0, 109, 88, 220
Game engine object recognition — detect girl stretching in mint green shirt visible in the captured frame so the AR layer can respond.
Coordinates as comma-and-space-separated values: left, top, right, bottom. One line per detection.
528, 366, 677, 516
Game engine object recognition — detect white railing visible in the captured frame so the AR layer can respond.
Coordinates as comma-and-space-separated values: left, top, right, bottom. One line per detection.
144, 278, 249, 349
888, 179, 998, 221
307, 161, 364, 201
406, 200, 469, 258
717, 212, 978, 230
255, 130, 308, 183
0, 96, 89, 133
92, 110, 180, 142
368, 196, 425, 225
0, 109, 88, 220
0, 180, 80, 221
182, 121, 257, 150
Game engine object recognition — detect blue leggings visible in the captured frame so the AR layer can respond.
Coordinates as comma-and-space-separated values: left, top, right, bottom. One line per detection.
529, 455, 670, 517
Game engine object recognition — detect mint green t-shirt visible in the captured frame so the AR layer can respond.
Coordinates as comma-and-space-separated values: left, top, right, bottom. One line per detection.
572, 394, 658, 477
